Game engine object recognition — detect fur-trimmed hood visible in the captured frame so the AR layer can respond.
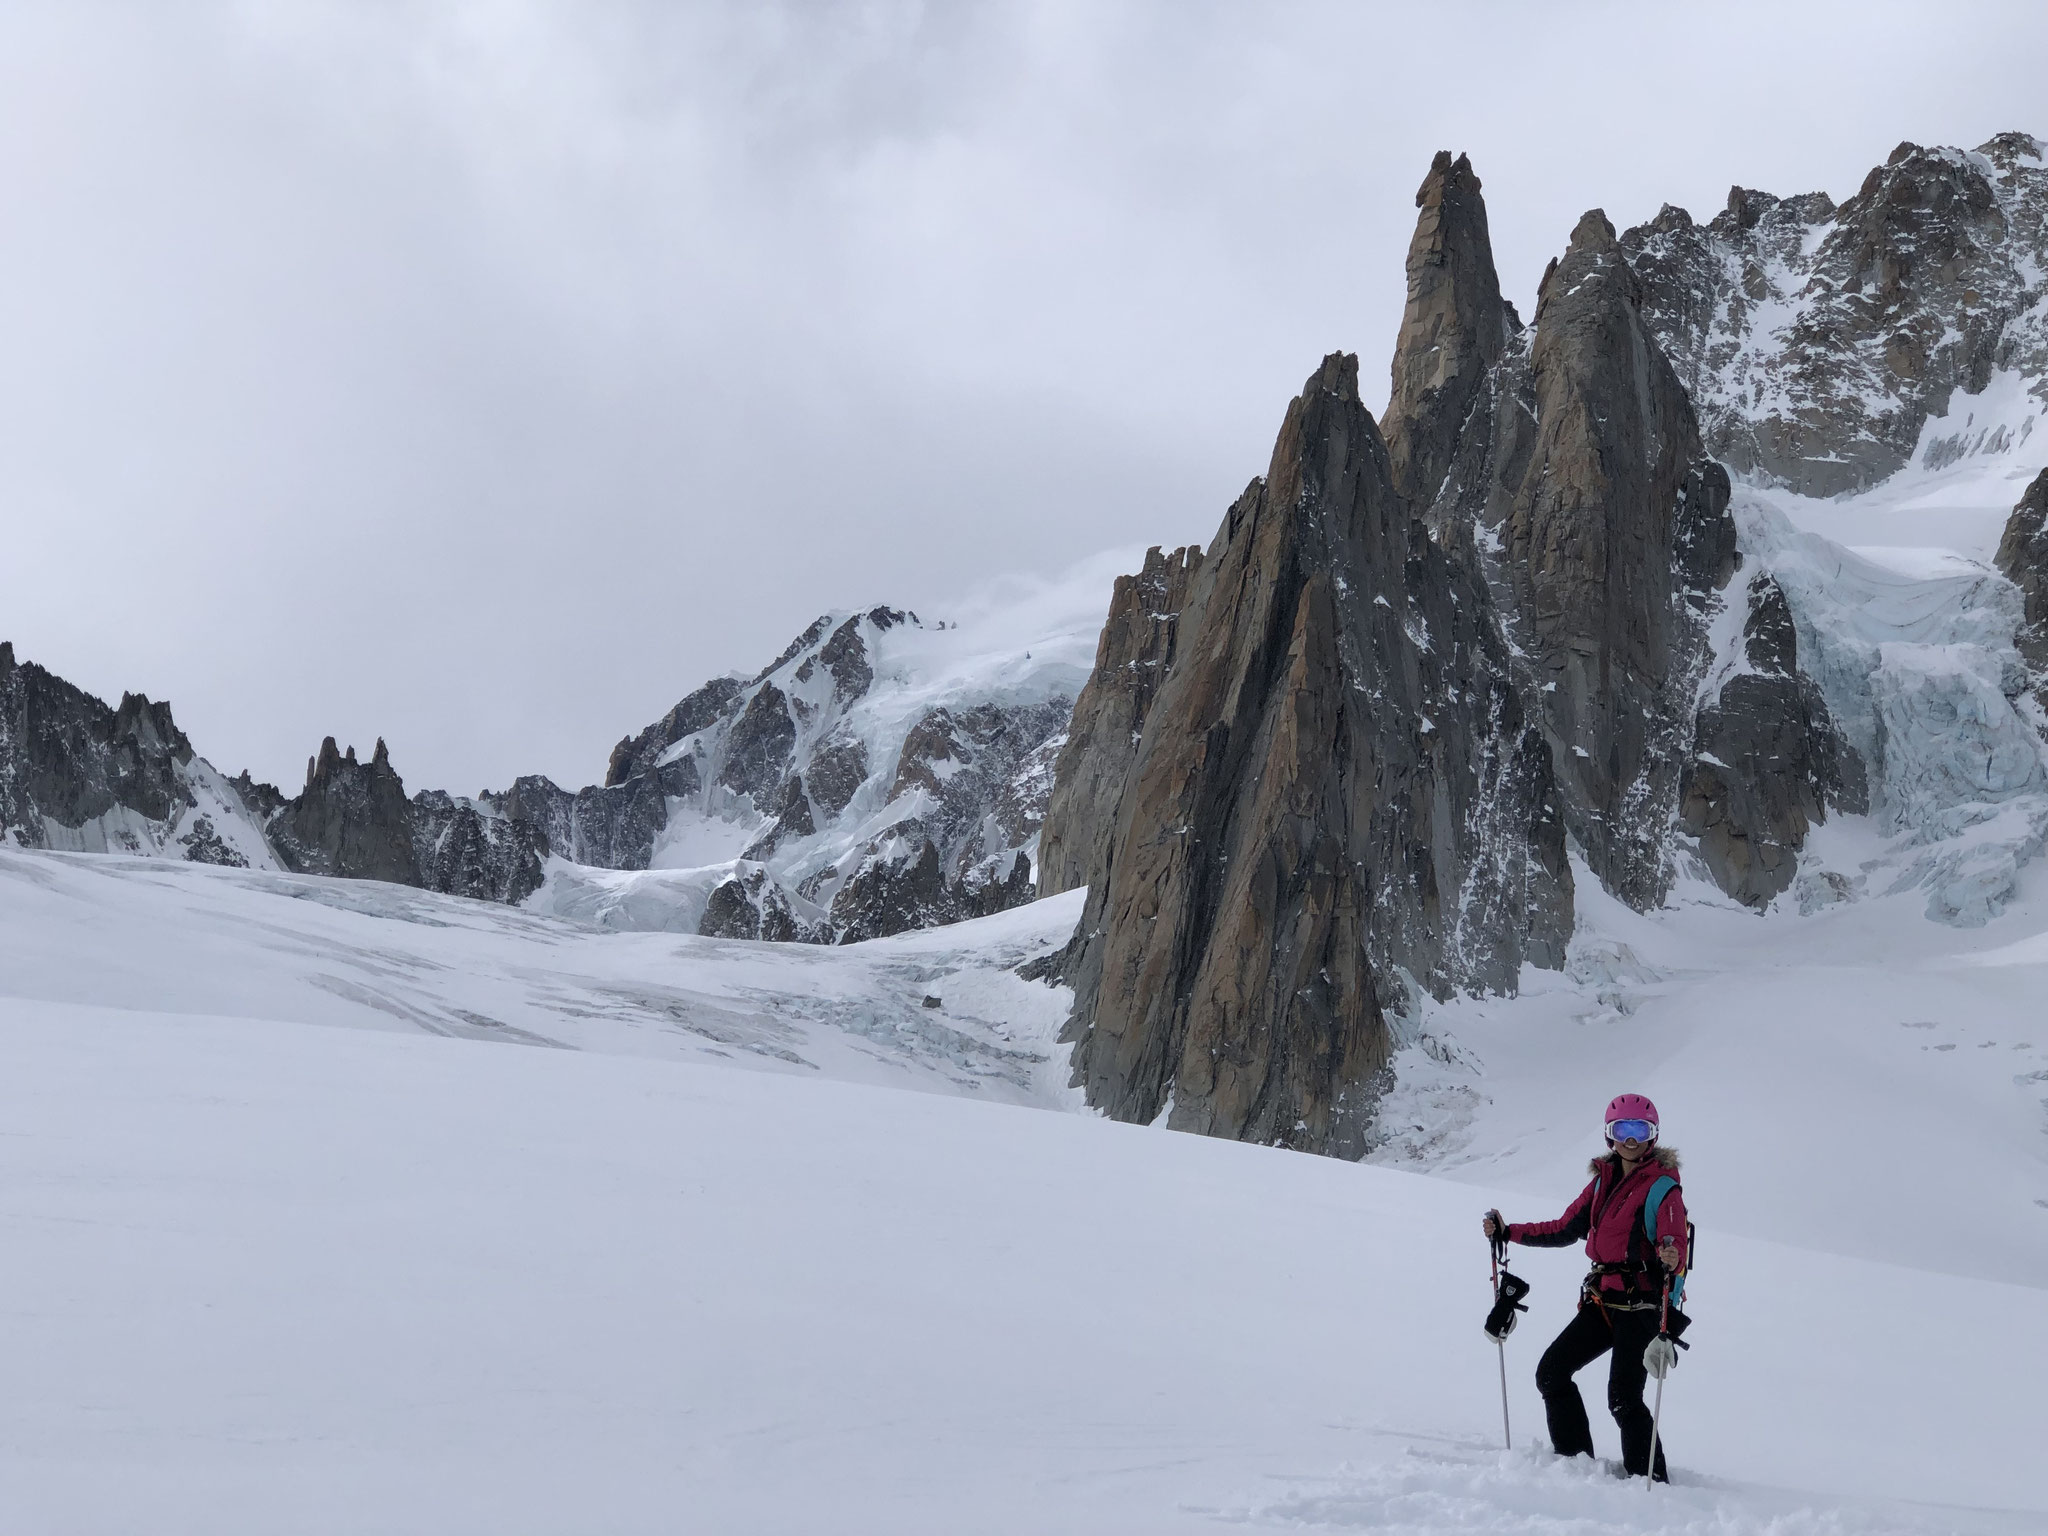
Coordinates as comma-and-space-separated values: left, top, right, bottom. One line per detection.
1589, 1145, 1680, 1178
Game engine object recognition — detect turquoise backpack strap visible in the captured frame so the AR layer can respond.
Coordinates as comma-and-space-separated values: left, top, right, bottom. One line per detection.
1642, 1174, 1684, 1303
1642, 1175, 1679, 1245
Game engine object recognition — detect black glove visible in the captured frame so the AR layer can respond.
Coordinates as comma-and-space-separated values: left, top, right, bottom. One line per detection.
1484, 1268, 1530, 1340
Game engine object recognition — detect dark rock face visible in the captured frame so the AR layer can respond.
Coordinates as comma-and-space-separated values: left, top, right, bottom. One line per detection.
269, 738, 422, 885
888, 701, 1070, 855
1996, 467, 2048, 672
826, 832, 962, 941
805, 734, 869, 819
1680, 576, 1867, 906
828, 826, 1034, 943
816, 618, 874, 701
1434, 209, 1739, 909
827, 698, 1070, 941
266, 728, 695, 901
1056, 354, 1571, 1157
0, 641, 198, 851
698, 863, 830, 943
177, 815, 249, 867
493, 765, 691, 873
1037, 545, 1204, 899
605, 676, 745, 788
228, 770, 288, 824
411, 790, 549, 904
1622, 133, 2048, 497
1382, 151, 1512, 509
718, 682, 798, 802
742, 772, 817, 861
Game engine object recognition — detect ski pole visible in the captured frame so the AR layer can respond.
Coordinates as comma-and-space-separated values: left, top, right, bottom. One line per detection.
1645, 1275, 1670, 1491
1645, 1374, 1665, 1490
1490, 1226, 1511, 1450
1497, 1332, 1511, 1450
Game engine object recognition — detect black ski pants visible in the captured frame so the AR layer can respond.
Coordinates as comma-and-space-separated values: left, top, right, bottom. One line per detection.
1534, 1300, 1669, 1481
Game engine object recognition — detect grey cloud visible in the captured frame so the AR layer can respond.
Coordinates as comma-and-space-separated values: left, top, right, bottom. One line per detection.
3, 0, 2044, 794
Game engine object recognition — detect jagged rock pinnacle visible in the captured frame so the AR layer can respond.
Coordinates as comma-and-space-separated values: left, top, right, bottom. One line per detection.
1382, 150, 1508, 508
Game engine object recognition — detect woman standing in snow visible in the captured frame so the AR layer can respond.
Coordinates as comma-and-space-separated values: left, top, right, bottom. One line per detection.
1481, 1094, 1687, 1482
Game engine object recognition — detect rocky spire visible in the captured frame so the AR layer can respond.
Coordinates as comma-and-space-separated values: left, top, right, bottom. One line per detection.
1055, 354, 1569, 1157
1444, 207, 1738, 908
1036, 544, 1204, 899
1382, 151, 1510, 509
269, 735, 423, 886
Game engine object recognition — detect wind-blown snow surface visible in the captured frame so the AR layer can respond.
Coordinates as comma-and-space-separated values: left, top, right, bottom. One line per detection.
2, 848, 2047, 1534
0, 850, 1081, 1105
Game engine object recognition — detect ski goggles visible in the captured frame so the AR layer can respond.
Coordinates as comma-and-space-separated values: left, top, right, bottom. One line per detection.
1606, 1118, 1657, 1144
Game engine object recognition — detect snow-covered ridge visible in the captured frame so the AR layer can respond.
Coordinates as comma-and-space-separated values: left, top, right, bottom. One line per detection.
527, 548, 1138, 942
1623, 131, 2048, 498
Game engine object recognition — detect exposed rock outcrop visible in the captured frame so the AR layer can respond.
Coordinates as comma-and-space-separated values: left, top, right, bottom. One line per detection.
1996, 466, 2048, 673
1036, 544, 1205, 900
0, 641, 279, 866
492, 766, 693, 873
826, 698, 1067, 940
0, 641, 196, 850
718, 682, 800, 802
1623, 133, 2048, 497
605, 677, 745, 787
700, 862, 832, 943
1433, 208, 1739, 909
269, 738, 422, 885
1381, 151, 1513, 509
1681, 575, 1866, 906
1056, 354, 1571, 1157
586, 605, 1073, 941
411, 790, 550, 904
826, 828, 1028, 943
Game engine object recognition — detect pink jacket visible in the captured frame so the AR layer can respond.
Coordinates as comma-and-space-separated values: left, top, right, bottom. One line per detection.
1507, 1148, 1687, 1294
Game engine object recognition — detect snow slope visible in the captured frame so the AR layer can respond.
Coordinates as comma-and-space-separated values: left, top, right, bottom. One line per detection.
1373, 853, 2048, 1289
0, 848, 1084, 1108
1, 989, 2041, 1534
2, 845, 2047, 1533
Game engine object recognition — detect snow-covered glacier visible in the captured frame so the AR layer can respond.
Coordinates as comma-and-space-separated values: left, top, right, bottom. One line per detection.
1721, 372, 2048, 924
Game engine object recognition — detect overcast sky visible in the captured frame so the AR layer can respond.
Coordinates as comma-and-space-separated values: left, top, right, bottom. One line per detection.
5, 1, 2045, 794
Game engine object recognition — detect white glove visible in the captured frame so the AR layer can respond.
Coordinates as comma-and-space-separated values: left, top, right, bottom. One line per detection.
1643, 1336, 1679, 1380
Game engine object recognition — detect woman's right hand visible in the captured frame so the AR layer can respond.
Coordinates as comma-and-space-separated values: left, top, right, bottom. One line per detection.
1482, 1209, 1503, 1240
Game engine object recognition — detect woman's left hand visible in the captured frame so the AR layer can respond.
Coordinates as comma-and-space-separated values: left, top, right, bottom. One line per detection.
1657, 1238, 1683, 1270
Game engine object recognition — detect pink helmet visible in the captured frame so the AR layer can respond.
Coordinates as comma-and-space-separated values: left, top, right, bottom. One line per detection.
1605, 1093, 1659, 1140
